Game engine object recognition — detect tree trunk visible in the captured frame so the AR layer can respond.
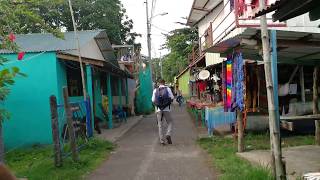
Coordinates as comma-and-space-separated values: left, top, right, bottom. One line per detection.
50, 95, 62, 167
313, 66, 320, 145
0, 122, 4, 163
237, 110, 244, 152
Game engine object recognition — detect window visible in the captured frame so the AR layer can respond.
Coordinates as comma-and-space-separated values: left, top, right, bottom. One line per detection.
66, 62, 83, 97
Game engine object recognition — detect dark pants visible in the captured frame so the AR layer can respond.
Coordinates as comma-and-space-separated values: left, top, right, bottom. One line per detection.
279, 95, 290, 115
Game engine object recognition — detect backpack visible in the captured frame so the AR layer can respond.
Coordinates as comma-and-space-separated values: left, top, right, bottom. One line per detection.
154, 87, 172, 111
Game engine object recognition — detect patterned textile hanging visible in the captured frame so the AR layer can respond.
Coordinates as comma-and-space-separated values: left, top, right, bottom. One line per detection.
235, 52, 244, 111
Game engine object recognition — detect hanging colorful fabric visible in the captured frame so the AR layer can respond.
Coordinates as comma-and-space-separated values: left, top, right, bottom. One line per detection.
17, 52, 25, 60
222, 61, 227, 111
226, 58, 233, 111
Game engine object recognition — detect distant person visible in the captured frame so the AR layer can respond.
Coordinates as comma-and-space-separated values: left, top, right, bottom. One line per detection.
176, 89, 184, 107
152, 79, 174, 145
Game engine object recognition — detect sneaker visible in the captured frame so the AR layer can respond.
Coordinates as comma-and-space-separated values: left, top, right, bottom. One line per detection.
166, 135, 172, 144
160, 142, 166, 146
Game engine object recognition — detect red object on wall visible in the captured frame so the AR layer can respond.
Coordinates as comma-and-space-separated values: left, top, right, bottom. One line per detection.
251, 0, 268, 9
197, 81, 207, 92
17, 52, 25, 60
238, 0, 245, 15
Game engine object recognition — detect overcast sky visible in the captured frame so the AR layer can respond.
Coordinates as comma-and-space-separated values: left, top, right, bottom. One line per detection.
120, 0, 194, 58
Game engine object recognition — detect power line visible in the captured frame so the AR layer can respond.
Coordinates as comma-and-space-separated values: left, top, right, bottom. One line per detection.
151, 24, 170, 33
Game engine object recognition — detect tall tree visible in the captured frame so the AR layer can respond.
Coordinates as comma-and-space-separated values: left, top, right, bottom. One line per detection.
161, 28, 198, 82
18, 0, 140, 45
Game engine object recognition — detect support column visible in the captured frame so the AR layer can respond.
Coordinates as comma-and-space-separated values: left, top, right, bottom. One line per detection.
125, 78, 129, 106
300, 67, 306, 103
86, 64, 94, 130
107, 73, 113, 129
271, 30, 280, 128
118, 77, 123, 110
313, 66, 320, 145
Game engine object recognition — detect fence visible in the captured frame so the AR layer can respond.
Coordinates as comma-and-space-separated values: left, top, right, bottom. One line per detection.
57, 98, 93, 139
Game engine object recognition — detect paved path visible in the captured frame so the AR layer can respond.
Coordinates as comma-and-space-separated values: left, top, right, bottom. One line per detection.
88, 105, 216, 180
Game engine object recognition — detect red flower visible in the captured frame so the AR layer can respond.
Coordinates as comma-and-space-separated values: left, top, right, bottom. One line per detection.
8, 33, 16, 42
17, 52, 25, 60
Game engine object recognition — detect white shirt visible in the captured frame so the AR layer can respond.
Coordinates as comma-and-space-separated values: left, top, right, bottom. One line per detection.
151, 85, 174, 112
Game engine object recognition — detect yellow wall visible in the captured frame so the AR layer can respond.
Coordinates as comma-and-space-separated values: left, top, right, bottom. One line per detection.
177, 69, 190, 97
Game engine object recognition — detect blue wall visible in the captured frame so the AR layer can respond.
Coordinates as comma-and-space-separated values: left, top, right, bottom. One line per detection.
2, 52, 60, 149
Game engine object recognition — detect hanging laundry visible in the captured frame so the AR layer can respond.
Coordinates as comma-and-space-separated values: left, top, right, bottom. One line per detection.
198, 81, 207, 92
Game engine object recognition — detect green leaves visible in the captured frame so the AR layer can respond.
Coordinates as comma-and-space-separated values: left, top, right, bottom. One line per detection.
162, 28, 198, 82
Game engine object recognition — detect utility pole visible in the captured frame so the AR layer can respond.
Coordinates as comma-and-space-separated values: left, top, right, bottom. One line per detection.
145, 0, 152, 80
259, 0, 286, 179
68, 0, 87, 100
160, 51, 163, 79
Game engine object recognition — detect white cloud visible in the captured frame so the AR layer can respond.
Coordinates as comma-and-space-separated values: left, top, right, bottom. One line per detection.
120, 0, 194, 58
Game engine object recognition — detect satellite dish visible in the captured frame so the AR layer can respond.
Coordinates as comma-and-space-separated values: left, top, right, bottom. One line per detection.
198, 70, 210, 80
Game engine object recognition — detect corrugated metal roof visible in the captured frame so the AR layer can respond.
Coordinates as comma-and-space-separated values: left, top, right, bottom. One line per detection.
253, 0, 282, 18
0, 30, 103, 54
187, 0, 223, 26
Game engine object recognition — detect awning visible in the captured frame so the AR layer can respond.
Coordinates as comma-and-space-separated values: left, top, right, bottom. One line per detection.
254, 0, 320, 22
57, 52, 132, 78
206, 27, 320, 65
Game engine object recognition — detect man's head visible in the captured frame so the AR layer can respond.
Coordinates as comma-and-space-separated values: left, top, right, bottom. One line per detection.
158, 79, 165, 85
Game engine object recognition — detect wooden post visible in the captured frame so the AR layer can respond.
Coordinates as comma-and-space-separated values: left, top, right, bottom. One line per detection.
259, 1, 286, 179
49, 95, 62, 167
300, 67, 306, 103
86, 65, 94, 130
63, 87, 79, 162
237, 110, 244, 152
313, 66, 320, 145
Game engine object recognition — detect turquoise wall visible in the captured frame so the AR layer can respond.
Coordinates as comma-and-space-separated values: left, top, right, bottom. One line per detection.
2, 52, 111, 149
2, 52, 60, 149
136, 63, 153, 114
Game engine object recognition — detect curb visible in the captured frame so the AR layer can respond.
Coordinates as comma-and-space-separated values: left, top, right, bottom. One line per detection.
111, 115, 144, 143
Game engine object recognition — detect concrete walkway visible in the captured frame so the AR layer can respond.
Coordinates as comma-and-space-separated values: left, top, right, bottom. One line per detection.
88, 105, 216, 180
98, 115, 143, 143
238, 145, 320, 180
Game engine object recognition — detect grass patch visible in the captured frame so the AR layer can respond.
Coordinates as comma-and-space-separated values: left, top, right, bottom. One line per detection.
6, 138, 114, 180
199, 137, 273, 180
245, 133, 314, 150
198, 133, 314, 180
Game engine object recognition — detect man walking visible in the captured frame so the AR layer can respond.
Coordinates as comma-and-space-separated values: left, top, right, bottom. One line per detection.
152, 79, 174, 145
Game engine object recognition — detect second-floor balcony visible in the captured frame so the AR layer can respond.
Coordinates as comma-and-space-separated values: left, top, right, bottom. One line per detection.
194, 0, 286, 53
